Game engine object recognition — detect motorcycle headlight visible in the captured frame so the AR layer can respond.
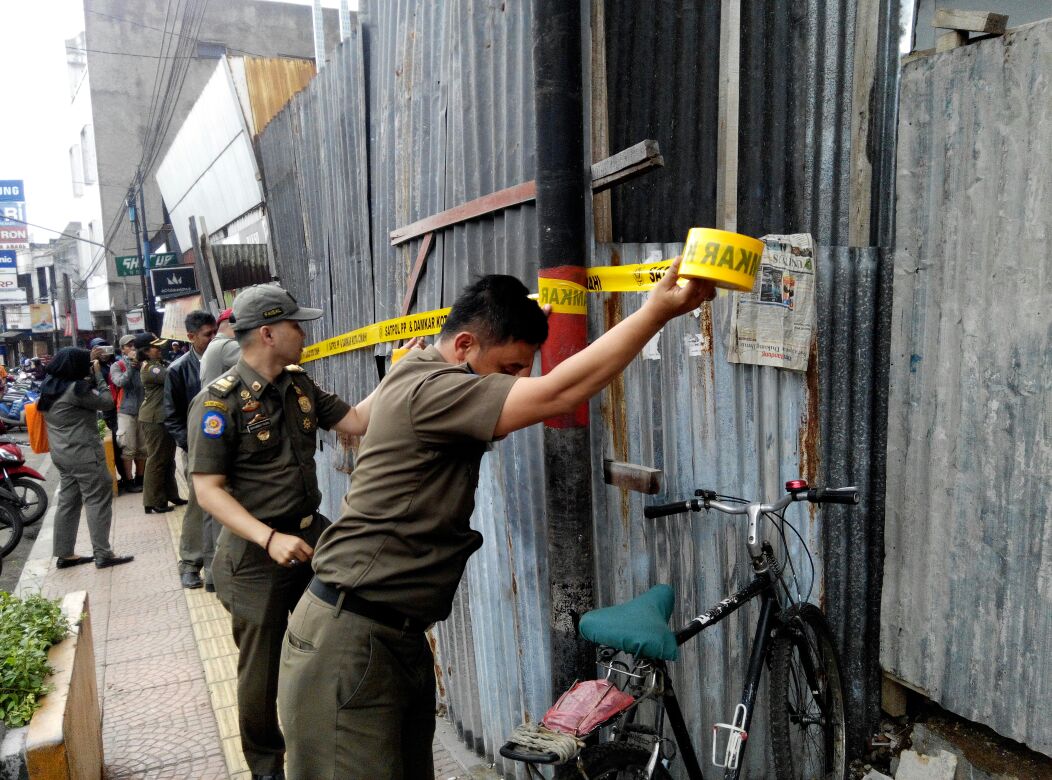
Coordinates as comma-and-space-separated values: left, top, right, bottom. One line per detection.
0, 450, 18, 462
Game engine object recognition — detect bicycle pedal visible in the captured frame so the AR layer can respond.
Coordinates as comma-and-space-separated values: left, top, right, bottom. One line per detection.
711, 704, 748, 770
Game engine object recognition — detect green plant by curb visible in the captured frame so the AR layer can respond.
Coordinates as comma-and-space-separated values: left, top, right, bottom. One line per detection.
0, 592, 70, 727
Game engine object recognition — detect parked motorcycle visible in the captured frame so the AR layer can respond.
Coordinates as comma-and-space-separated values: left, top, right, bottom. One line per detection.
0, 439, 47, 525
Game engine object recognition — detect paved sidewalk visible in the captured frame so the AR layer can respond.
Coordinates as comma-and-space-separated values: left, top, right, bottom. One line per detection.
16, 480, 492, 778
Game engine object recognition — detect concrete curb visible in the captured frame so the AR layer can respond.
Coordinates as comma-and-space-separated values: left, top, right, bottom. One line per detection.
13, 453, 55, 598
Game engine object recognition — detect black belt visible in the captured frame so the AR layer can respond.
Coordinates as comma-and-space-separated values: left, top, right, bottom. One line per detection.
308, 577, 430, 633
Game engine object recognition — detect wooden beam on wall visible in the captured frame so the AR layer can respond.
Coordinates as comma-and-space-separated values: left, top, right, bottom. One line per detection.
932, 9, 1008, 34
715, 0, 741, 233
848, 0, 882, 246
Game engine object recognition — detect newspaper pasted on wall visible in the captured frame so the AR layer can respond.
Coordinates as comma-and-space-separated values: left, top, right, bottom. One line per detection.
727, 233, 816, 371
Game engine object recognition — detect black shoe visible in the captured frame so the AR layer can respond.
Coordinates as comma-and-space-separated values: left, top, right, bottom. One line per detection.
181, 571, 204, 589
125, 481, 143, 494
95, 555, 134, 569
204, 582, 216, 593
251, 773, 285, 780
169, 496, 188, 506
144, 505, 173, 514
56, 555, 94, 569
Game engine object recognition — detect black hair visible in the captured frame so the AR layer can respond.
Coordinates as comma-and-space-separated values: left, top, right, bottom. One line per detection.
185, 310, 217, 333
38, 348, 92, 412
439, 275, 548, 347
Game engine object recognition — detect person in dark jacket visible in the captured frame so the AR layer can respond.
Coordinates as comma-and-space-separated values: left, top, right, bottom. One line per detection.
164, 310, 217, 589
39, 347, 133, 569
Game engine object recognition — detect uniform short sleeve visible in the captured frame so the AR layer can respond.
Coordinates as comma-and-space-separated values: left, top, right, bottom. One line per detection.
187, 394, 235, 474
410, 370, 517, 445
310, 378, 352, 430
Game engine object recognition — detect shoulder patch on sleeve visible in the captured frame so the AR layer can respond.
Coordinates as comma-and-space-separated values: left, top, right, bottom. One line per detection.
203, 399, 228, 412
208, 375, 238, 398
201, 410, 226, 438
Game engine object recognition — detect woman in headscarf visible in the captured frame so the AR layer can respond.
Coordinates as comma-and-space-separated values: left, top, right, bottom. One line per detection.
39, 346, 134, 569
136, 333, 184, 513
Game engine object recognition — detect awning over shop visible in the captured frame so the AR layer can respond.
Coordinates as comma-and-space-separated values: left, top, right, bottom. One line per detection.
0, 330, 30, 339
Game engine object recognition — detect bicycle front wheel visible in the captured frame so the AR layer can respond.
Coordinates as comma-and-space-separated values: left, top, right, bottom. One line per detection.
0, 501, 24, 559
769, 604, 847, 780
577, 743, 672, 780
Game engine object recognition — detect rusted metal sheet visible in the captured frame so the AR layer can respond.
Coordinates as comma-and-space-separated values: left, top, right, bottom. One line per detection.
238, 56, 316, 135
883, 21, 1052, 755
210, 243, 272, 290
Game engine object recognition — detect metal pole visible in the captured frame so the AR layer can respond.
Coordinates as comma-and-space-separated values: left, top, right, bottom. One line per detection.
138, 185, 158, 334
534, 0, 595, 712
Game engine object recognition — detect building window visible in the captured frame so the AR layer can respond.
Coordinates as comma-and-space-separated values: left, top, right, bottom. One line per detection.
197, 41, 227, 59
70, 145, 84, 197
65, 33, 87, 101
80, 125, 96, 185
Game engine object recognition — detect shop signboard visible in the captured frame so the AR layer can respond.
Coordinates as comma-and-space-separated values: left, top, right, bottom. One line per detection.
151, 266, 198, 299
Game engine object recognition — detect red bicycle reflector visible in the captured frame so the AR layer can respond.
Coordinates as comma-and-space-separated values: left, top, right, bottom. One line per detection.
786, 479, 808, 491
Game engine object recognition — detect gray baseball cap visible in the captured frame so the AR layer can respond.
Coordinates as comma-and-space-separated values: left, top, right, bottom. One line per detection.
231, 284, 323, 332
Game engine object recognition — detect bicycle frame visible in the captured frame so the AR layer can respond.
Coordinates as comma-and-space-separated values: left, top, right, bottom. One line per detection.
616, 573, 780, 780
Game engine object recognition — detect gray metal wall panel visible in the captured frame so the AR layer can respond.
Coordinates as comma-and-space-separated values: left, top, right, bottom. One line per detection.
589, 242, 825, 777
883, 22, 1052, 755
359, 2, 541, 772
601, 0, 721, 242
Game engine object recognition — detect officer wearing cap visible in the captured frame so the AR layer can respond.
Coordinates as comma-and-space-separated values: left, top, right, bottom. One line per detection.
188, 284, 380, 780
136, 332, 184, 513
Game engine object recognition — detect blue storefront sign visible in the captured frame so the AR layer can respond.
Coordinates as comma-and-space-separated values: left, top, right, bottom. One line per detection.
0, 181, 24, 202
0, 250, 16, 270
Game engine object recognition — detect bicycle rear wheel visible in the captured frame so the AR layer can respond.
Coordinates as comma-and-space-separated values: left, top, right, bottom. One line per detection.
577, 743, 672, 780
769, 603, 847, 780
0, 501, 24, 558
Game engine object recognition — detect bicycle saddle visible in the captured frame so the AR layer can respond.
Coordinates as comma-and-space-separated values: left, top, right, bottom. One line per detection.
578, 584, 678, 661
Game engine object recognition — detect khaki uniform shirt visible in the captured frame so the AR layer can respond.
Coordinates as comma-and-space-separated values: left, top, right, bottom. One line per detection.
187, 359, 350, 524
312, 346, 516, 623
138, 359, 168, 423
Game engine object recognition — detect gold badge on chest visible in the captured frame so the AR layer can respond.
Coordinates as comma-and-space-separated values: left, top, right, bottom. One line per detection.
240, 390, 251, 400
298, 396, 312, 413
257, 430, 271, 442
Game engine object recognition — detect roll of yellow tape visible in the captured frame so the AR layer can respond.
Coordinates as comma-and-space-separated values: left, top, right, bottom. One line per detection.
680, 227, 764, 292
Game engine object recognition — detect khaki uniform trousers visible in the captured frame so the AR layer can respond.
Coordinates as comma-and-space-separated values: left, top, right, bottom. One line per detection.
141, 421, 178, 508
278, 589, 436, 780
177, 453, 205, 573
51, 453, 114, 561
212, 516, 324, 775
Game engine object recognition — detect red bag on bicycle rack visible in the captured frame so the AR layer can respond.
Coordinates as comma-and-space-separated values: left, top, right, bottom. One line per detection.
541, 679, 635, 737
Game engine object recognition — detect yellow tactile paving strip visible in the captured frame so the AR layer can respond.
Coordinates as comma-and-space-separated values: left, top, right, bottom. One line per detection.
166, 512, 252, 780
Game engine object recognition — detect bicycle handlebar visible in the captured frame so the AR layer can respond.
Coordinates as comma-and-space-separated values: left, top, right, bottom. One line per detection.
643, 499, 702, 519
644, 484, 859, 519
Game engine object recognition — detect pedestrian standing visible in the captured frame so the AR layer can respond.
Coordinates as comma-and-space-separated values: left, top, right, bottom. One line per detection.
39, 347, 134, 569
278, 263, 714, 778
109, 334, 145, 493
197, 307, 241, 592
136, 333, 185, 514
164, 310, 217, 589
189, 284, 381, 780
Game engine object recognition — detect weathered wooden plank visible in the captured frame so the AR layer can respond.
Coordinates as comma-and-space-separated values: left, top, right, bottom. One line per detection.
932, 9, 1008, 34
603, 459, 663, 494
389, 141, 663, 245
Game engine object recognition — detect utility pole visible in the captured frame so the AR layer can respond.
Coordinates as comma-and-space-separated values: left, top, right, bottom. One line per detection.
129, 184, 159, 333
534, 0, 595, 726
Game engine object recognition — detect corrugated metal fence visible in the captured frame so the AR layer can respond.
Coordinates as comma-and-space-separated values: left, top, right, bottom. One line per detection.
882, 21, 1052, 755
257, 1, 897, 775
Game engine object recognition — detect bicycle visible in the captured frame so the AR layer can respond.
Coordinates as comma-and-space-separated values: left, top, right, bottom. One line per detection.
500, 479, 858, 779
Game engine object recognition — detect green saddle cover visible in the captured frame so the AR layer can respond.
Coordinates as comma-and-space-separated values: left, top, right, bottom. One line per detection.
578, 584, 678, 661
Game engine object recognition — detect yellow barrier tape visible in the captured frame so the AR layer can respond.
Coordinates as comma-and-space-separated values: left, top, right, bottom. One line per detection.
300, 228, 761, 363
537, 278, 588, 314
585, 260, 673, 292
300, 307, 451, 364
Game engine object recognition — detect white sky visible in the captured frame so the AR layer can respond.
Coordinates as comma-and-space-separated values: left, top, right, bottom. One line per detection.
0, 0, 349, 244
